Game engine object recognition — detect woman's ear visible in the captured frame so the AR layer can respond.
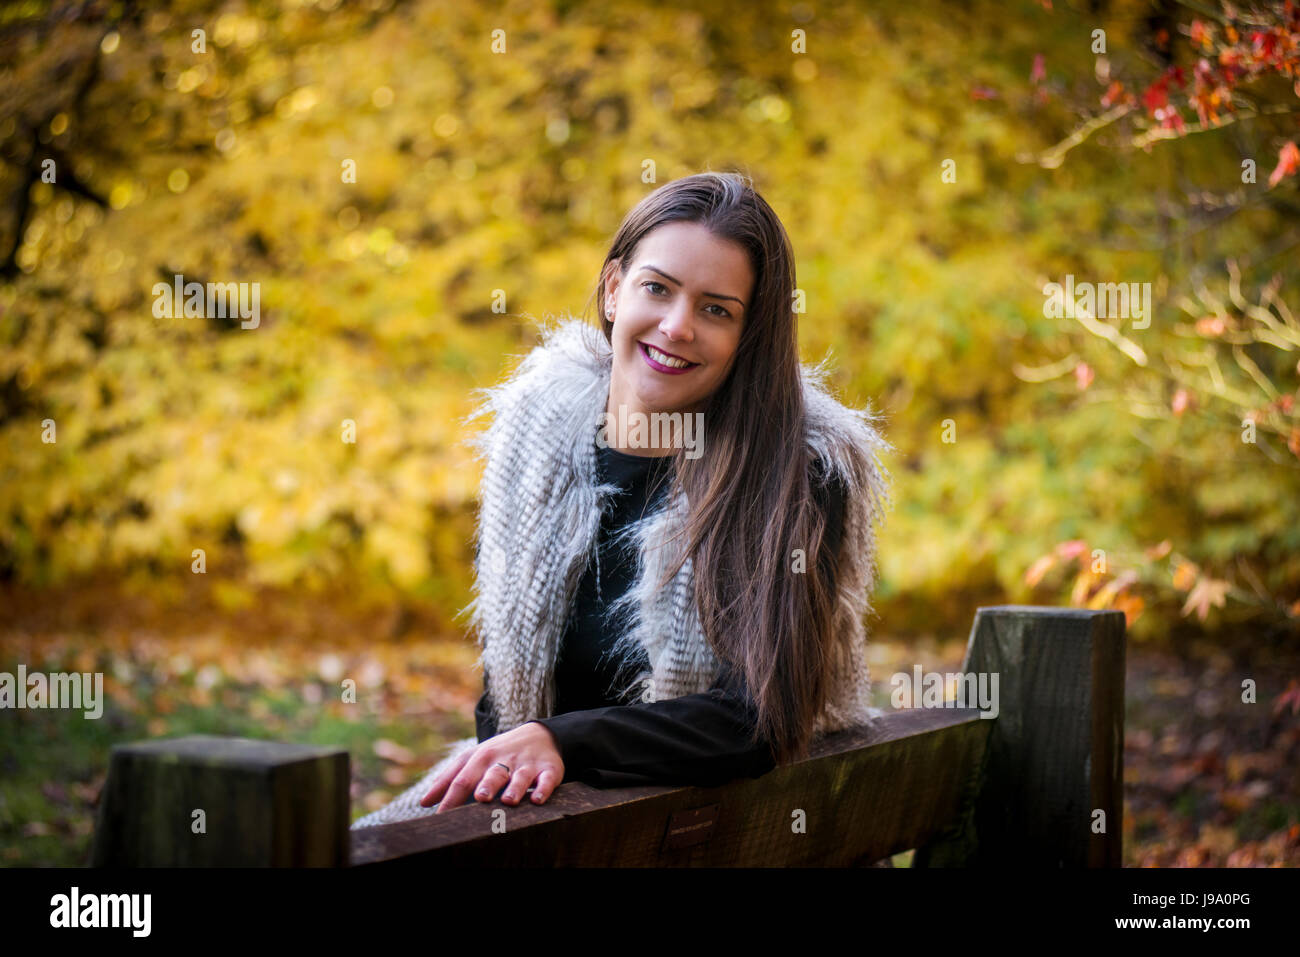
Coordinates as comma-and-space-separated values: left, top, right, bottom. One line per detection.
603, 262, 621, 314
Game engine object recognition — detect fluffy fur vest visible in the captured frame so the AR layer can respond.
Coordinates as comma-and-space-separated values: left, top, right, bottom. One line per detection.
465, 317, 892, 734
350, 317, 891, 829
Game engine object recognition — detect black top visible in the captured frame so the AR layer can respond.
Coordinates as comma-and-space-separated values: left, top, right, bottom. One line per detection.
473, 439, 848, 788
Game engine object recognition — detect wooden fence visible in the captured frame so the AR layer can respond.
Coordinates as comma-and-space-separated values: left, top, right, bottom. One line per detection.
91, 605, 1125, 867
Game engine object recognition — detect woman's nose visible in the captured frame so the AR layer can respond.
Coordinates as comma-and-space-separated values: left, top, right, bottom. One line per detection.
658, 302, 695, 343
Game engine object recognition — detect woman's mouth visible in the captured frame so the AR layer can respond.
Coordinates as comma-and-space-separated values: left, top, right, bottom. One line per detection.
638, 341, 699, 375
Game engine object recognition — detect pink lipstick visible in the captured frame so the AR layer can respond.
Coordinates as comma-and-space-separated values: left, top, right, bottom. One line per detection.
638, 340, 699, 375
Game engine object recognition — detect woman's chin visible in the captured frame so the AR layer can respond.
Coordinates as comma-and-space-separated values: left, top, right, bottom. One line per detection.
631, 382, 692, 410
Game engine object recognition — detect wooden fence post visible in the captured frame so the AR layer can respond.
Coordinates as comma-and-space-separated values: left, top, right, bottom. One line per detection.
912, 605, 1125, 867
92, 734, 349, 867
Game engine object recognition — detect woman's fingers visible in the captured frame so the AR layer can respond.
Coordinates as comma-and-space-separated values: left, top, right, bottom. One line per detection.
437, 753, 502, 813
423, 724, 564, 813
419, 749, 474, 808
473, 762, 515, 804
434, 766, 474, 813
530, 768, 560, 805
499, 765, 537, 805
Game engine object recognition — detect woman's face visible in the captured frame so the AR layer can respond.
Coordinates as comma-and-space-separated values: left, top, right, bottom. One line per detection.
603, 221, 753, 442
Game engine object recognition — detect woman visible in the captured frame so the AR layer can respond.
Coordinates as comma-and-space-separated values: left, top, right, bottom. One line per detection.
351, 171, 891, 829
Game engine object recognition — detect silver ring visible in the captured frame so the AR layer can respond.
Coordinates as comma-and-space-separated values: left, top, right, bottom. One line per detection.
495, 762, 511, 774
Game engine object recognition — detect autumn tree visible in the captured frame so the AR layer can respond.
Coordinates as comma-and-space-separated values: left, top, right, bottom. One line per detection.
1021, 0, 1300, 639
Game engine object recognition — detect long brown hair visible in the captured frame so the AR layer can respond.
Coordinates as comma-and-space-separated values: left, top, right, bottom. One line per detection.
581, 171, 844, 766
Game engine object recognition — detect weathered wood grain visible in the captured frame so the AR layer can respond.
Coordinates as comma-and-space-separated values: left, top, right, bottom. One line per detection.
912, 605, 1125, 867
350, 706, 990, 867
92, 735, 349, 867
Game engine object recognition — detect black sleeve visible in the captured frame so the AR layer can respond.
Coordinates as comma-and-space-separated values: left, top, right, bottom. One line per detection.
472, 663, 772, 787
477, 463, 849, 790
526, 662, 776, 788
474, 679, 498, 741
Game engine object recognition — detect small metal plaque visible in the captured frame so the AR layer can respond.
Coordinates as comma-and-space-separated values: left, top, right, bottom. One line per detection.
662, 804, 719, 851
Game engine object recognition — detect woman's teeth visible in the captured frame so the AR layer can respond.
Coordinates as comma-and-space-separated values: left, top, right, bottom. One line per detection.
644, 344, 695, 368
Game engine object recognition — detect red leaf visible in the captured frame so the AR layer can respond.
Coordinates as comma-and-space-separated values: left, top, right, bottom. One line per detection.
1251, 31, 1279, 63
1268, 141, 1300, 188
1142, 79, 1169, 114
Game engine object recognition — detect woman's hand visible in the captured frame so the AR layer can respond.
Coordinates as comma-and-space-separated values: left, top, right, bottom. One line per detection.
419, 721, 564, 813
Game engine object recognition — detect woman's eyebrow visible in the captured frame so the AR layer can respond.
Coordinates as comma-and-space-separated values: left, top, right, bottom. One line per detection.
640, 264, 746, 307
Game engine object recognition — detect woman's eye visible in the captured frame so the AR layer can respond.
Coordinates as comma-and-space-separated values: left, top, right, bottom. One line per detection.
643, 281, 729, 318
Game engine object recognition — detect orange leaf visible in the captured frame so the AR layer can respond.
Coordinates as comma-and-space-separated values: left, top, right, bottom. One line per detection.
1189, 20, 1213, 52
1071, 568, 1102, 606
1180, 577, 1231, 621
1144, 539, 1172, 560
1024, 554, 1056, 587
1113, 592, 1146, 627
1087, 570, 1140, 609
1172, 560, 1199, 591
